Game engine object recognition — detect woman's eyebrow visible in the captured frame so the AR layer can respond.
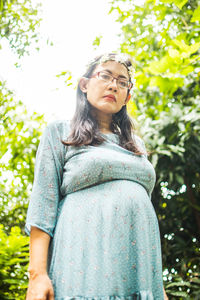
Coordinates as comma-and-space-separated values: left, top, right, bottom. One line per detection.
103, 69, 128, 80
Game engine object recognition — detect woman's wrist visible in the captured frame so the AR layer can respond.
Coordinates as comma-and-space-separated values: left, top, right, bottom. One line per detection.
28, 267, 48, 279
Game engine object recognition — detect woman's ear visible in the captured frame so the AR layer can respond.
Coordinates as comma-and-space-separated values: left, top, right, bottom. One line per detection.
79, 77, 89, 93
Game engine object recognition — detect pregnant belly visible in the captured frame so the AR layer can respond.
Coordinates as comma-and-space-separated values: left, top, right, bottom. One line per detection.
54, 179, 157, 250
49, 180, 160, 295
58, 179, 153, 220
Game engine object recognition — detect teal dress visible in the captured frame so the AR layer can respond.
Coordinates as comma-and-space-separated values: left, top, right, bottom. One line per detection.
25, 120, 164, 300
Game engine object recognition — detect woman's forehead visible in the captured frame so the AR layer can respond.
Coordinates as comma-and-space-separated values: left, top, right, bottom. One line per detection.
94, 61, 129, 78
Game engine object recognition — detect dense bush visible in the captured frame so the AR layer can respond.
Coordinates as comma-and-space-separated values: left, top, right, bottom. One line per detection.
0, 0, 43, 297
0, 225, 29, 299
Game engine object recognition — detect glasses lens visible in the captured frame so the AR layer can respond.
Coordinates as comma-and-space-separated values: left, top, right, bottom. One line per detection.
99, 72, 112, 82
98, 71, 132, 89
118, 79, 129, 89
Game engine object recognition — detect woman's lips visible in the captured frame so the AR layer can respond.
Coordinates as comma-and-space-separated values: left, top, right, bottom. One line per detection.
103, 95, 116, 102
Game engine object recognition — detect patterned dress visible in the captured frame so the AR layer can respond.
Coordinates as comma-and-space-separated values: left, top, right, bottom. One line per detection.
25, 120, 164, 300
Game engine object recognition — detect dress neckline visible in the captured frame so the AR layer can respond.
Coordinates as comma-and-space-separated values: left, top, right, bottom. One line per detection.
101, 132, 117, 136
101, 132, 119, 144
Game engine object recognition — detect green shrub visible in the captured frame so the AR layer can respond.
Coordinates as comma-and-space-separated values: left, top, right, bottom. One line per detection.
0, 225, 29, 299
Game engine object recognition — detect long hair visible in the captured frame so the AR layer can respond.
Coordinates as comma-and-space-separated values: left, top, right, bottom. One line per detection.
63, 53, 145, 155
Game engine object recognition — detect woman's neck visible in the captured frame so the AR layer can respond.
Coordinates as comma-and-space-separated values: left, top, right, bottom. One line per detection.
98, 120, 112, 133
92, 110, 112, 133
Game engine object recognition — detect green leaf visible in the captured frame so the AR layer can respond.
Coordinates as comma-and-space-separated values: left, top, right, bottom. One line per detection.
174, 0, 188, 9
151, 153, 158, 167
93, 35, 103, 47
167, 291, 188, 297
166, 281, 191, 288
191, 6, 200, 22
180, 65, 194, 75
159, 0, 174, 3
175, 174, 184, 185
147, 56, 170, 74
187, 43, 200, 56
172, 39, 190, 52
190, 277, 200, 284
56, 71, 67, 77
168, 50, 182, 64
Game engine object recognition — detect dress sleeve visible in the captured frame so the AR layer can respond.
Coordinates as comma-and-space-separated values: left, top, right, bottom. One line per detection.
25, 121, 67, 237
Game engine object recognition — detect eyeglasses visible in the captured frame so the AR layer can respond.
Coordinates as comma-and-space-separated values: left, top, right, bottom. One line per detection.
90, 71, 133, 90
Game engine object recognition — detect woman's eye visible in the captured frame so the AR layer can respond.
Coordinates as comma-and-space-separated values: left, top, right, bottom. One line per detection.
119, 80, 127, 87
101, 74, 111, 80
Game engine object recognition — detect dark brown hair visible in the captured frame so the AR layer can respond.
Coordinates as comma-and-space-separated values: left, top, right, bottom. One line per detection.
63, 53, 145, 155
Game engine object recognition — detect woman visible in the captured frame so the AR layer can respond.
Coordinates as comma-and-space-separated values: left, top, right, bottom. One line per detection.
26, 53, 167, 300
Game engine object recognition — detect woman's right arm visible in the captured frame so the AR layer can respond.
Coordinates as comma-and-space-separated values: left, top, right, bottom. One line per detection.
25, 122, 68, 299
26, 226, 54, 300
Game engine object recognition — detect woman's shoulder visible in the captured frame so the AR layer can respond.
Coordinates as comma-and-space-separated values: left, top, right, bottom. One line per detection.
46, 119, 71, 131
45, 119, 71, 141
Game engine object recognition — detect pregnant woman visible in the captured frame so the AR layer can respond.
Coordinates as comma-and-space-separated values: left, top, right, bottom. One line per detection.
25, 53, 167, 300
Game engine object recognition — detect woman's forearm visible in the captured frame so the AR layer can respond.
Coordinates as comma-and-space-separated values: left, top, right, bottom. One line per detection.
28, 226, 51, 278
26, 227, 54, 299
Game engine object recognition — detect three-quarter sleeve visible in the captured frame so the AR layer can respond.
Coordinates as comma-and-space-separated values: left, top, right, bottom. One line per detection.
25, 121, 68, 237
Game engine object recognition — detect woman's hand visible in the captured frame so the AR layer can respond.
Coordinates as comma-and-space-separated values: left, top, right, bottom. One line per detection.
26, 273, 54, 300
163, 288, 169, 300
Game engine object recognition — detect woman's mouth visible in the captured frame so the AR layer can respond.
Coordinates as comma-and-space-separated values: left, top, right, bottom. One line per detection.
103, 94, 116, 102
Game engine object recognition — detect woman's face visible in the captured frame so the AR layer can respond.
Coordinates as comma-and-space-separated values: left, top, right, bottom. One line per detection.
80, 60, 131, 116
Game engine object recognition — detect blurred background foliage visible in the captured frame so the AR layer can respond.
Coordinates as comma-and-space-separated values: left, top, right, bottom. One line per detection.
0, 0, 44, 298
0, 0, 42, 56
0, 225, 29, 299
109, 0, 200, 298
0, 81, 45, 232
0, 0, 200, 298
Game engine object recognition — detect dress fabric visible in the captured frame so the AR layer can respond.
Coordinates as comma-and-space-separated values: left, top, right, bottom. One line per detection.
25, 120, 164, 300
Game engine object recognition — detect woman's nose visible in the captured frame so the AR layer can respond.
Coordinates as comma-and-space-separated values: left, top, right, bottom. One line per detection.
108, 78, 118, 90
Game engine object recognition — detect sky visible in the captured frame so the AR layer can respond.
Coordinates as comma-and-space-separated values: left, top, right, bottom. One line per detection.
0, 0, 123, 122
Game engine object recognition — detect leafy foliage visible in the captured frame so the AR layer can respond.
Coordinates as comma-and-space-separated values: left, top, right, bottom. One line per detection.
0, 0, 45, 297
0, 0, 42, 56
93, 35, 103, 49
0, 224, 29, 299
56, 70, 73, 86
109, 0, 200, 298
0, 81, 45, 232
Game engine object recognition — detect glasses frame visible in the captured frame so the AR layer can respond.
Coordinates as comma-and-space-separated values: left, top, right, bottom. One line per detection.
89, 71, 133, 90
